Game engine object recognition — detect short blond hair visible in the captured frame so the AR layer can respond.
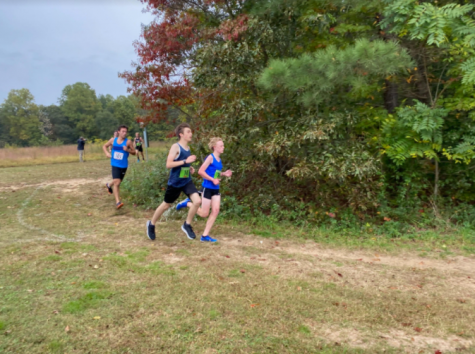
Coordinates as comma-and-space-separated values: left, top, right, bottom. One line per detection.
208, 137, 223, 151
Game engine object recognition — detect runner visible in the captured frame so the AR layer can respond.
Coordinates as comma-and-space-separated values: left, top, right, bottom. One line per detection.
176, 137, 232, 242
146, 123, 201, 241
102, 125, 136, 209
134, 132, 145, 162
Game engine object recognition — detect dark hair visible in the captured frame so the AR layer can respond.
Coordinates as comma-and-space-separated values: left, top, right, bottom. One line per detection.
175, 123, 191, 139
118, 125, 128, 132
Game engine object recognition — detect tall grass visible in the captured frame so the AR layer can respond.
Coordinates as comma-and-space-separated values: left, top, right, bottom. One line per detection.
0, 141, 168, 168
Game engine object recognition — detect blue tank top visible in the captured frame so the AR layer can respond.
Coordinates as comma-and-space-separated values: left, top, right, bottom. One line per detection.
202, 154, 223, 190
111, 137, 129, 168
168, 143, 192, 188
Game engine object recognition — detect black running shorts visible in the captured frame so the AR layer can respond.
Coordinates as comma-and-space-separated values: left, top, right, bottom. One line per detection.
112, 166, 127, 181
136, 145, 143, 152
164, 180, 198, 204
199, 187, 221, 200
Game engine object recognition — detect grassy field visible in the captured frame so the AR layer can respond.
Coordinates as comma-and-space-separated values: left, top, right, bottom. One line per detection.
1, 160, 475, 353
0, 141, 168, 168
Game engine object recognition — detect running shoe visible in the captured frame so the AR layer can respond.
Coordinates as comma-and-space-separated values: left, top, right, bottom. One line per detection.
106, 183, 113, 195
146, 220, 156, 241
200, 235, 217, 243
181, 222, 196, 240
116, 201, 124, 209
176, 198, 190, 211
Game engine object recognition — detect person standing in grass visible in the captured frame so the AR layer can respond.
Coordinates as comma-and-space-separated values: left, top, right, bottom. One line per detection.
134, 132, 145, 162
176, 137, 233, 243
102, 125, 136, 209
146, 123, 200, 241
77, 137, 86, 162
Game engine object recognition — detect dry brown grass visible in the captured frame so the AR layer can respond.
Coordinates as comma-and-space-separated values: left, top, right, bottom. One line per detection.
1, 161, 474, 353
0, 141, 168, 168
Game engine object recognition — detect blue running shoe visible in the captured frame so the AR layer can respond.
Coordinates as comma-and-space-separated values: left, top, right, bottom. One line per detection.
200, 235, 217, 243
176, 198, 190, 211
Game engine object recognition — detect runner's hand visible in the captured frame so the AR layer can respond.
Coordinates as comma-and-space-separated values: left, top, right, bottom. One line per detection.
212, 178, 221, 186
185, 155, 197, 164
105, 152, 111, 158
222, 170, 233, 177
190, 166, 195, 174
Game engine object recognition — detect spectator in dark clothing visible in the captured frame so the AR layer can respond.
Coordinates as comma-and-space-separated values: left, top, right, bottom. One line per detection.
77, 137, 86, 162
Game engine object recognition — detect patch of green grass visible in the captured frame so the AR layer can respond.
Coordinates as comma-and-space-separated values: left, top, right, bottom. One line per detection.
83, 281, 107, 289
62, 291, 112, 314
298, 325, 311, 334
228, 269, 245, 278
126, 249, 150, 262
209, 309, 220, 320
0, 321, 6, 331
48, 340, 64, 353
43, 255, 61, 262
60, 242, 97, 253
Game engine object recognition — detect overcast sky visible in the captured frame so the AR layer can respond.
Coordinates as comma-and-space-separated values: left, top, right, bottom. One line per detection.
0, 0, 155, 106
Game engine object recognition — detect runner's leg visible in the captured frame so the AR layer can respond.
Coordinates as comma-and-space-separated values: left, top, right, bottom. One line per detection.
202, 195, 220, 236
185, 192, 201, 225
195, 196, 211, 218
112, 179, 122, 204
151, 202, 171, 225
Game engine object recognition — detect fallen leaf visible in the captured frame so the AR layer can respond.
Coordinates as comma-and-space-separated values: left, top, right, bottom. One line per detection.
27, 289, 33, 293
250, 304, 259, 308
383, 217, 391, 221
65, 325, 70, 333
225, 255, 230, 258
93, 265, 99, 269
200, 258, 206, 262
54, 250, 60, 254
93, 316, 101, 320
336, 272, 343, 277
51, 272, 55, 275
87, 213, 92, 216
4, 330, 12, 335
457, 299, 467, 304
435, 350, 442, 354
402, 323, 412, 327
414, 327, 423, 333
240, 269, 246, 273
297, 286, 302, 291
53, 310, 59, 314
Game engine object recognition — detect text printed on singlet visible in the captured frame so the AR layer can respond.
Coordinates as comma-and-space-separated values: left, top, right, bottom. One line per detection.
113, 151, 124, 160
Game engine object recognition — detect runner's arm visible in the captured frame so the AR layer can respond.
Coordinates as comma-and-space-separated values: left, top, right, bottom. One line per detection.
165, 144, 196, 169
198, 155, 217, 183
126, 141, 136, 155
102, 138, 113, 158
222, 170, 233, 177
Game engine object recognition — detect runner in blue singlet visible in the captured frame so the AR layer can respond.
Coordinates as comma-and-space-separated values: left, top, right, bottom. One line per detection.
102, 125, 136, 209
176, 137, 233, 243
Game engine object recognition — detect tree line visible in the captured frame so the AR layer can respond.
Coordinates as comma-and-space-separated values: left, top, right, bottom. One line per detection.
121, 0, 475, 224
0, 82, 178, 148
